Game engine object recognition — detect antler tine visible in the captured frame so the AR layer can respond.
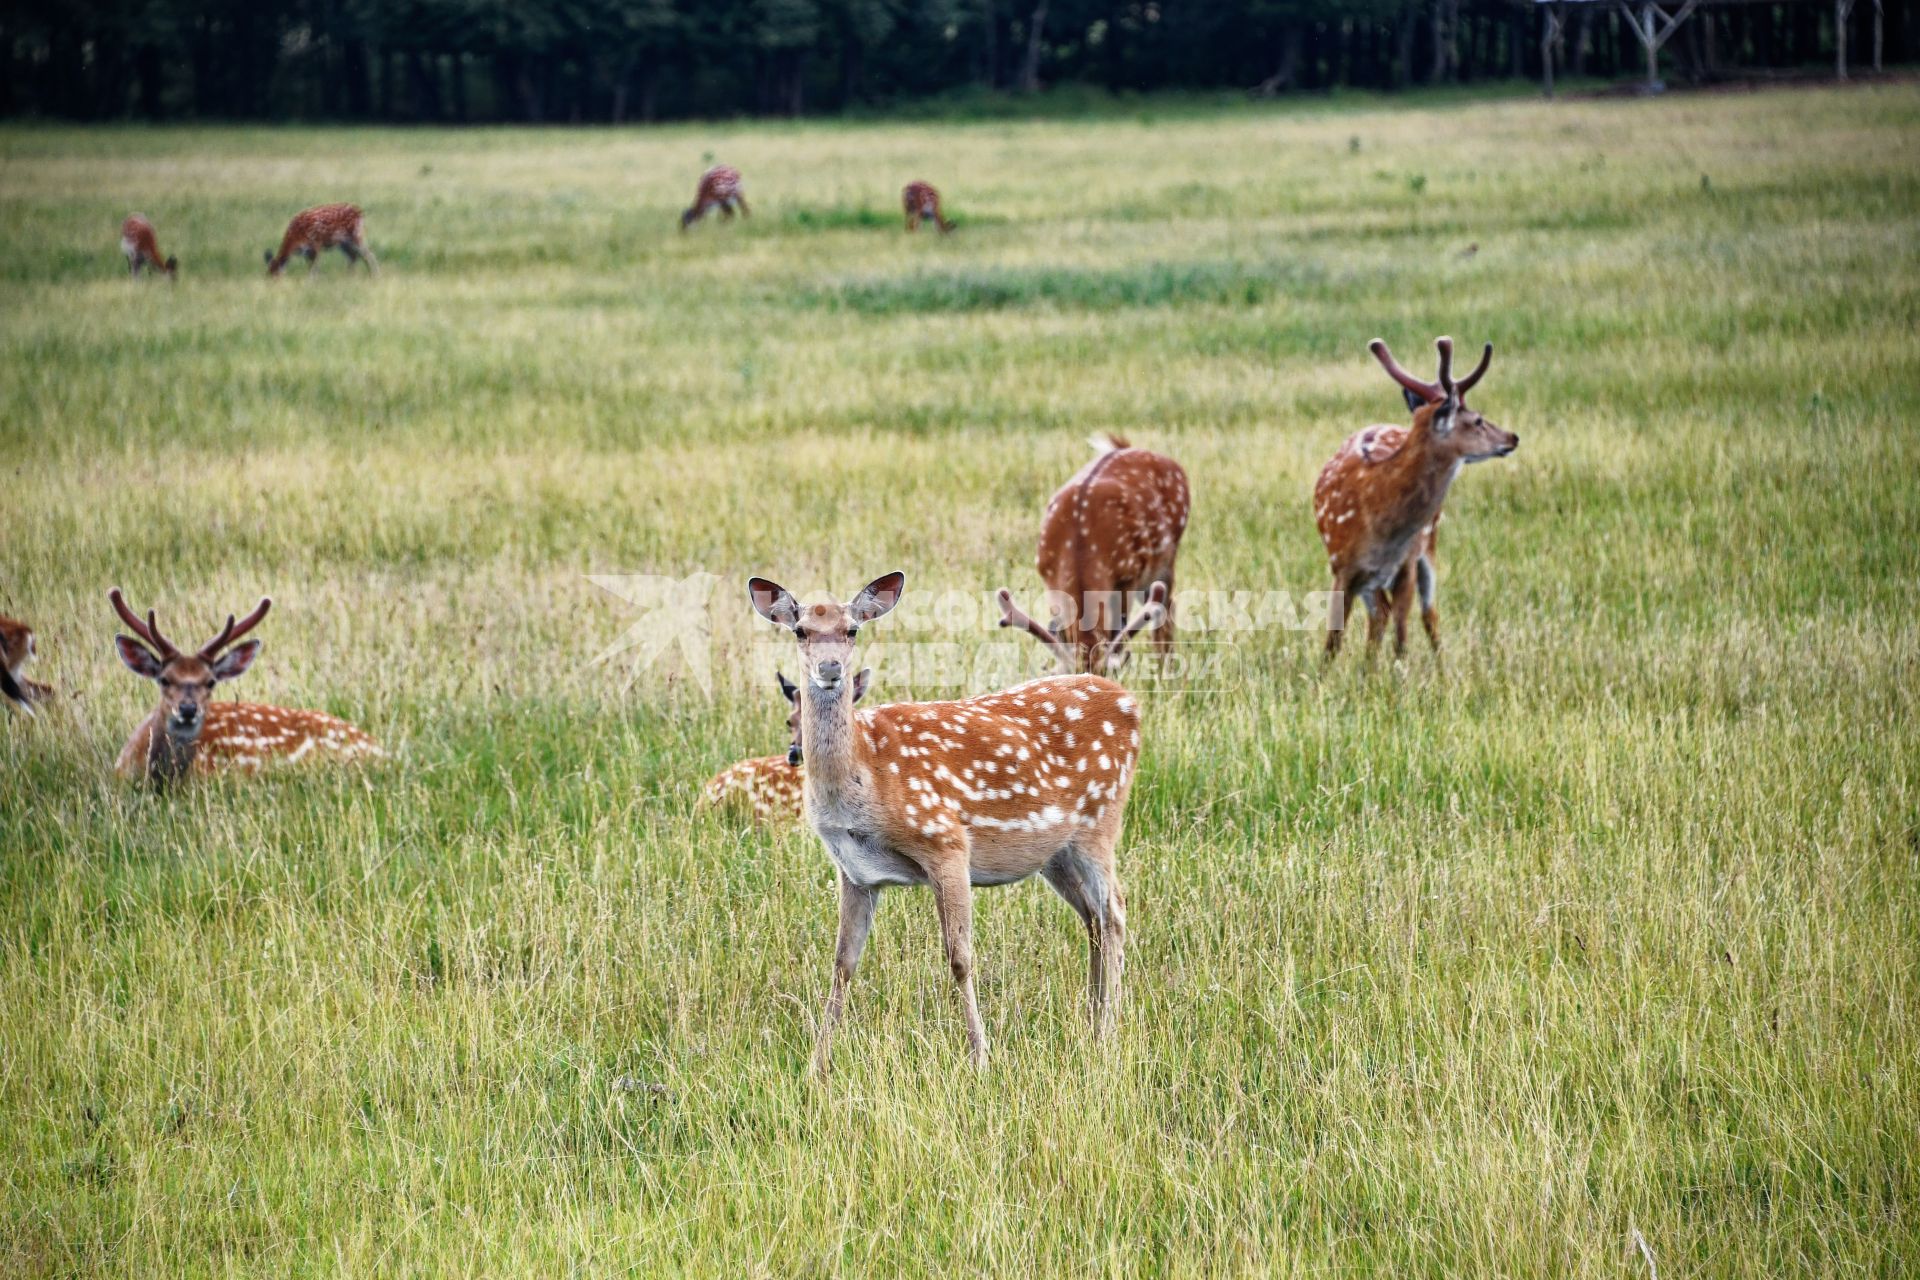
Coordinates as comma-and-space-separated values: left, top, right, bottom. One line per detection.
1103, 582, 1169, 671
1455, 341, 1493, 398
109, 587, 177, 658
1368, 338, 1442, 404
1434, 336, 1456, 397
200, 596, 272, 660
997, 588, 1078, 671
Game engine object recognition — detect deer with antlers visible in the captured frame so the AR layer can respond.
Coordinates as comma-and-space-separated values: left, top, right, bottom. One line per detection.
265, 203, 377, 276
109, 589, 382, 783
1315, 337, 1518, 660
120, 214, 178, 280
901, 181, 954, 234
748, 572, 1142, 1072
704, 668, 871, 825
999, 434, 1188, 675
681, 165, 749, 230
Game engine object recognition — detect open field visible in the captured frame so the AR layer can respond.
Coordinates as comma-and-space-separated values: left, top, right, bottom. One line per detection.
3, 86, 1919, 1276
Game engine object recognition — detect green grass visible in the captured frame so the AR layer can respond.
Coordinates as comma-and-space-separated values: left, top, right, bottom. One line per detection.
2, 86, 1918, 1276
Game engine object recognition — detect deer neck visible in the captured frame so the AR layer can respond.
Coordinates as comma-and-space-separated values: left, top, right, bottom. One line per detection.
798, 682, 865, 799
1380, 421, 1461, 531
144, 708, 201, 784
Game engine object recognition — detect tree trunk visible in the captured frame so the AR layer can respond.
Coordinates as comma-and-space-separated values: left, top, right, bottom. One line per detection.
1394, 8, 1416, 89
1019, 2, 1048, 93
1254, 26, 1302, 95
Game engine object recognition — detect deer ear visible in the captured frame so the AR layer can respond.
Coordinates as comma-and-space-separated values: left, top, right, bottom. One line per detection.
847, 571, 905, 624
852, 667, 873, 702
1402, 386, 1428, 415
1430, 395, 1459, 436
210, 640, 261, 682
748, 578, 801, 628
115, 636, 165, 679
776, 670, 799, 703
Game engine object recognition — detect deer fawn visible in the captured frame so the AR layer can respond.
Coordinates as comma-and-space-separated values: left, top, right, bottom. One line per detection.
265, 204, 377, 276
120, 214, 177, 280
109, 589, 382, 783
749, 571, 1142, 1072
1, 615, 51, 715
704, 668, 871, 825
1001, 434, 1188, 674
1315, 337, 1518, 660
681, 166, 748, 230
901, 181, 954, 234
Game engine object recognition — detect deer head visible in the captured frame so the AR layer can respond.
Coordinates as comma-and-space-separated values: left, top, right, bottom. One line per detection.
1370, 337, 1517, 465
996, 581, 1168, 676
110, 588, 269, 750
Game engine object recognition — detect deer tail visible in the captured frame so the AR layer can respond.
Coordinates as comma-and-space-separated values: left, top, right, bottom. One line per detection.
1087, 432, 1131, 455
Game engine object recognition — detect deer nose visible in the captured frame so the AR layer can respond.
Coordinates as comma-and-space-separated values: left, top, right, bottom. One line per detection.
816, 659, 844, 685
788, 744, 803, 767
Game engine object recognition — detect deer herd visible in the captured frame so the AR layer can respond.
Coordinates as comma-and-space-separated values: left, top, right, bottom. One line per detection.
14, 161, 1523, 1071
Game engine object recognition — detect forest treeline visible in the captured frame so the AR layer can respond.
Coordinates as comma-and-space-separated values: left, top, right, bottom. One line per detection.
5, 1, 1914, 123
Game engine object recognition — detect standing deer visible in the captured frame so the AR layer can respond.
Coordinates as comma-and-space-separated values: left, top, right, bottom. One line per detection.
681, 165, 748, 230
120, 214, 178, 279
1315, 337, 1518, 660
109, 588, 382, 783
749, 572, 1142, 1073
704, 668, 871, 825
1000, 434, 1188, 674
901, 181, 954, 234
264, 204, 378, 276
1, 615, 51, 715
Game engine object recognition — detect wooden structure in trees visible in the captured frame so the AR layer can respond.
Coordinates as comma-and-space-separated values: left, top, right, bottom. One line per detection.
1537, 0, 1883, 97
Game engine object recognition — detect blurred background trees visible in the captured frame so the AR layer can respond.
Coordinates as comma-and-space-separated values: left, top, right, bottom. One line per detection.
2, 0, 1912, 121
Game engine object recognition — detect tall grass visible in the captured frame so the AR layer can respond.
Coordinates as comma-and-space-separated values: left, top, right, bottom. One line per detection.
1, 86, 1917, 1276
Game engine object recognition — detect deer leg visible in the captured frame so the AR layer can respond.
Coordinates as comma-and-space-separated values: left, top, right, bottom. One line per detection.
1416, 555, 1440, 652
735, 195, 750, 218
1362, 586, 1388, 659
813, 872, 879, 1077
1152, 569, 1176, 654
1389, 560, 1416, 657
1324, 577, 1349, 659
1042, 852, 1104, 1025
930, 857, 988, 1067
906, 211, 919, 232
354, 241, 379, 275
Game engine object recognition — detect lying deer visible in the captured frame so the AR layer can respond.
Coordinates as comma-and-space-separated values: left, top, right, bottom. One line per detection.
901, 181, 954, 234
1315, 337, 1518, 660
704, 668, 871, 825
1000, 434, 1188, 674
750, 571, 1141, 1072
120, 214, 178, 280
1, 615, 51, 715
681, 165, 748, 230
265, 203, 378, 276
110, 589, 382, 782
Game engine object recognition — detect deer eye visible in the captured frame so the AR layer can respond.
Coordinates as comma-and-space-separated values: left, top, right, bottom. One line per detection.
847, 626, 860, 639
158, 676, 174, 689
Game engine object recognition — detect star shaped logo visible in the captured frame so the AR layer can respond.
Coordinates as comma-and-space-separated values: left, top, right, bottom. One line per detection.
587, 572, 722, 695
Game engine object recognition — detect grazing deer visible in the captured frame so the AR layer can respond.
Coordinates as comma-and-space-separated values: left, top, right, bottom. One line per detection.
109, 588, 382, 783
1315, 337, 1518, 660
264, 204, 377, 276
1, 615, 51, 716
704, 668, 871, 825
1001, 434, 1189, 674
901, 181, 954, 234
748, 571, 1142, 1073
681, 165, 748, 230
120, 214, 177, 280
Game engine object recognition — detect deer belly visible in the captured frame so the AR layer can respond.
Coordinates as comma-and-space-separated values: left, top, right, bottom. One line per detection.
120, 237, 136, 259
821, 827, 925, 888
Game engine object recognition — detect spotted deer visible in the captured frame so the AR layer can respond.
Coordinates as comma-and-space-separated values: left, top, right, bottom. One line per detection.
1, 615, 51, 715
681, 165, 748, 230
901, 181, 954, 234
109, 589, 382, 783
748, 571, 1142, 1073
1001, 434, 1189, 674
1315, 337, 1518, 660
120, 214, 177, 280
264, 203, 377, 276
704, 668, 871, 825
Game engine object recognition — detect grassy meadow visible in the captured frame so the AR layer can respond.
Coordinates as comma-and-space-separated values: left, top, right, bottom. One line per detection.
2, 84, 1919, 1276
